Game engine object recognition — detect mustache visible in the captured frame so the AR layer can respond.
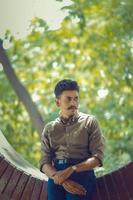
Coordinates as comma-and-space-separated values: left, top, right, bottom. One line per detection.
68, 106, 77, 110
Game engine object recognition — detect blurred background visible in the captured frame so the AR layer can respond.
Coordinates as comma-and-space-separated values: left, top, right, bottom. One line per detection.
0, 0, 133, 176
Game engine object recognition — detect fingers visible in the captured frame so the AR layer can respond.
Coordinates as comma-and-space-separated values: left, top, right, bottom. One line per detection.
53, 176, 65, 185
66, 182, 86, 194
64, 184, 86, 195
52, 170, 70, 185
62, 180, 87, 195
66, 180, 86, 191
76, 184, 86, 193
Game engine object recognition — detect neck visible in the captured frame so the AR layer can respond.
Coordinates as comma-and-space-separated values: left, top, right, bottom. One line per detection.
60, 110, 78, 119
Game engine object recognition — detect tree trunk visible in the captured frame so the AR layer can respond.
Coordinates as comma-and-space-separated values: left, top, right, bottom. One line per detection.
0, 39, 44, 135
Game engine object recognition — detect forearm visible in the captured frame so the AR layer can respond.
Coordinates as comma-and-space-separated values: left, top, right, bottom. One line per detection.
74, 157, 100, 173
41, 163, 57, 178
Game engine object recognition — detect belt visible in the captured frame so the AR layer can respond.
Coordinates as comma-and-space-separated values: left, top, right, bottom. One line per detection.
54, 158, 87, 164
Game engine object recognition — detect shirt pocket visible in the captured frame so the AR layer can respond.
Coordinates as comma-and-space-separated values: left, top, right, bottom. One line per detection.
70, 127, 88, 146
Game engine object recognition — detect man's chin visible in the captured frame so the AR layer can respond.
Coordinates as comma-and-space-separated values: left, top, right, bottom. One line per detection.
71, 109, 76, 112
68, 109, 77, 114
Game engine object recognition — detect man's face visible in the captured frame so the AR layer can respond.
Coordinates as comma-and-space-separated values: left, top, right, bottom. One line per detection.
55, 90, 79, 117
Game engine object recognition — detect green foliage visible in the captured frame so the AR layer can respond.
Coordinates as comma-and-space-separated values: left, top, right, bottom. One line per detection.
0, 0, 133, 174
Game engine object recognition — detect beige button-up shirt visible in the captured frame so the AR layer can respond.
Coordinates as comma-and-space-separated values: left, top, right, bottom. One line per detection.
40, 112, 105, 171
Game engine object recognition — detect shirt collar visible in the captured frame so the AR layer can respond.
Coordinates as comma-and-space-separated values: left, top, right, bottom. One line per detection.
59, 111, 79, 125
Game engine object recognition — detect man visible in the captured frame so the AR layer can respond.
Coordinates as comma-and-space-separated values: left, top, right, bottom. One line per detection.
40, 79, 105, 200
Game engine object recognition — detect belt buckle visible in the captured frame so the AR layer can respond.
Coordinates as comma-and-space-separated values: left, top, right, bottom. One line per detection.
59, 160, 63, 164
58, 159, 67, 164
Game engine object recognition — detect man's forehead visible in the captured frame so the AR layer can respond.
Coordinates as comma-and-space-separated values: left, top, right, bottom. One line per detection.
62, 90, 79, 97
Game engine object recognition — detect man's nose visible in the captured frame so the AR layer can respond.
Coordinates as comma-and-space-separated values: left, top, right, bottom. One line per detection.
70, 99, 77, 106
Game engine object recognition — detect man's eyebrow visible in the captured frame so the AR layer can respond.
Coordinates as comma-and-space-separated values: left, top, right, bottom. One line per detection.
66, 96, 79, 98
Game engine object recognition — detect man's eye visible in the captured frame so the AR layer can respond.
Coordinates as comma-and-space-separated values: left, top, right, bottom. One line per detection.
66, 97, 78, 101
74, 97, 78, 101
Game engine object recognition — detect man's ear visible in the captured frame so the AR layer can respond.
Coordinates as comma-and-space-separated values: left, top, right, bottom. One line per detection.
55, 99, 60, 107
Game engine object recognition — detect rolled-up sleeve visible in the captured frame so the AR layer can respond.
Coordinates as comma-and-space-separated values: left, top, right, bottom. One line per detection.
40, 125, 53, 172
88, 116, 105, 166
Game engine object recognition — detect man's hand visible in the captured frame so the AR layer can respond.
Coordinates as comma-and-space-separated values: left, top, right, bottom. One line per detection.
52, 167, 74, 185
62, 179, 87, 195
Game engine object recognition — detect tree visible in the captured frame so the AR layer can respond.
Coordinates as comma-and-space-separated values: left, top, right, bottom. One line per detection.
0, 39, 44, 135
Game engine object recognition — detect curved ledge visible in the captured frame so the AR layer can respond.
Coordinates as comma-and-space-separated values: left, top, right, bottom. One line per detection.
0, 130, 47, 181
0, 130, 133, 200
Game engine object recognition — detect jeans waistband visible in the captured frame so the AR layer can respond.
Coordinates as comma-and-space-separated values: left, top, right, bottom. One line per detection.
54, 158, 88, 165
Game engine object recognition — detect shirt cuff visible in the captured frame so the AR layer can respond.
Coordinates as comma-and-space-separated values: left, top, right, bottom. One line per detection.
93, 154, 103, 167
40, 159, 52, 172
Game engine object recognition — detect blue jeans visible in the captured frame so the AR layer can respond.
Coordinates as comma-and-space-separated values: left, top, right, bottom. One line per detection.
47, 161, 96, 200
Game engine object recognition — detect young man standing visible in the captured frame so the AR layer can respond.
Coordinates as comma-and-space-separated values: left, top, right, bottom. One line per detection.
40, 79, 105, 200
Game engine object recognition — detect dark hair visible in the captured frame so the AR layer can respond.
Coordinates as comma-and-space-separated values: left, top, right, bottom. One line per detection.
54, 79, 79, 98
